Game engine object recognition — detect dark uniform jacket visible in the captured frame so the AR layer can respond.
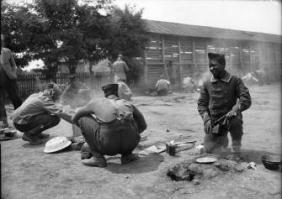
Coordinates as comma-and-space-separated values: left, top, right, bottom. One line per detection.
198, 71, 251, 122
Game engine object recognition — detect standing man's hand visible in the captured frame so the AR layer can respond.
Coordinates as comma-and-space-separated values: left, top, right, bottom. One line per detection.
204, 119, 212, 134
226, 103, 240, 118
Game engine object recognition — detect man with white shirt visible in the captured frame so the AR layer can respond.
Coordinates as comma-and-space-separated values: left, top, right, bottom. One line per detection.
72, 83, 147, 167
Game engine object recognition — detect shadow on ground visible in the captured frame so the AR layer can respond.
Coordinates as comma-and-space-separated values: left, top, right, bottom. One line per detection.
240, 149, 279, 163
106, 153, 164, 174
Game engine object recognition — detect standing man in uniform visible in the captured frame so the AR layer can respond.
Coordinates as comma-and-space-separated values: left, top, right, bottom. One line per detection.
0, 33, 22, 128
197, 53, 251, 158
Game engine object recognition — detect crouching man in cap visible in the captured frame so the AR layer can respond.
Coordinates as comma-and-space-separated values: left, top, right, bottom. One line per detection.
72, 83, 147, 167
155, 74, 171, 96
11, 83, 73, 145
197, 53, 251, 158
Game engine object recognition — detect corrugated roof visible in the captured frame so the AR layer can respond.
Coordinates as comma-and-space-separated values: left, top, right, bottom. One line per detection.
144, 19, 282, 43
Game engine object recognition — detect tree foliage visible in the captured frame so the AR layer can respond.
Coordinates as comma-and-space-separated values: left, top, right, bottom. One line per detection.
1, 0, 149, 82
109, 5, 149, 58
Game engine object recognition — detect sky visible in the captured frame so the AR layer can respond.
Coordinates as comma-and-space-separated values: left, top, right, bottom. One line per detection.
114, 0, 281, 35
5, 0, 281, 70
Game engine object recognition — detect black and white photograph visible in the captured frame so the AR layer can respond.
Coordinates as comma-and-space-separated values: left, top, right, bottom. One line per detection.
0, 0, 281, 198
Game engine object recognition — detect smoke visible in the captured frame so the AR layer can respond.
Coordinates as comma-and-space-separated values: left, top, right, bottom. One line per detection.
206, 36, 281, 82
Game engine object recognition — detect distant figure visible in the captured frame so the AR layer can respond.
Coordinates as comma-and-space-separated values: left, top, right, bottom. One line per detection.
117, 79, 132, 101
11, 83, 73, 145
182, 76, 197, 92
166, 60, 175, 85
198, 53, 251, 158
72, 83, 147, 167
0, 33, 22, 128
155, 74, 171, 96
253, 69, 266, 86
112, 54, 129, 83
242, 72, 259, 86
60, 75, 91, 108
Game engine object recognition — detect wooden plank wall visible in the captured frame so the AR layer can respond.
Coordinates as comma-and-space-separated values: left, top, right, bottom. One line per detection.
144, 34, 281, 87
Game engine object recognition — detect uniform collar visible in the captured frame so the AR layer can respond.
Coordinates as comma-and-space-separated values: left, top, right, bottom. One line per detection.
210, 71, 231, 83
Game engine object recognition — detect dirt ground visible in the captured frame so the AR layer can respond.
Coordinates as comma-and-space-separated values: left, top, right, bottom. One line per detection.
1, 83, 281, 199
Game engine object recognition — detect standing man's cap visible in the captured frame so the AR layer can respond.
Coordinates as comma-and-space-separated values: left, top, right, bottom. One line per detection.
208, 53, 226, 65
102, 83, 119, 97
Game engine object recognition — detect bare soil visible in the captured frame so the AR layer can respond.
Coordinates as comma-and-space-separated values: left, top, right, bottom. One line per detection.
1, 83, 281, 199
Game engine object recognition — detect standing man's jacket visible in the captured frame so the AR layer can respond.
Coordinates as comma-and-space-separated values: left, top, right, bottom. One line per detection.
198, 71, 251, 122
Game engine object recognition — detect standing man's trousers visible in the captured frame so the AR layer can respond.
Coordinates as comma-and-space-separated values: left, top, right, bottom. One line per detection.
204, 116, 243, 153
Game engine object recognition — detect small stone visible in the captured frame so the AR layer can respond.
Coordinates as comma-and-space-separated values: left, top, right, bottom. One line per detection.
203, 168, 219, 179
215, 159, 236, 171
192, 178, 201, 185
166, 129, 170, 132
234, 164, 245, 172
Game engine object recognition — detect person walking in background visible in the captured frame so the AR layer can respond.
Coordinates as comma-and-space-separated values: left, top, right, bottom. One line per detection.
0, 33, 22, 128
197, 53, 251, 159
112, 53, 129, 83
72, 83, 147, 167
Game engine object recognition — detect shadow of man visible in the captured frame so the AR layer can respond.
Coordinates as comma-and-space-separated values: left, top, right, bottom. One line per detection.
105, 153, 164, 174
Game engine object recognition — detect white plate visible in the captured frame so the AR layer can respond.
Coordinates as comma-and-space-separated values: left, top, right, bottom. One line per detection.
196, 156, 217, 164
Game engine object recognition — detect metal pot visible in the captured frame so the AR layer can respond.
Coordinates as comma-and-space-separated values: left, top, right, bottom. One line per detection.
261, 154, 281, 171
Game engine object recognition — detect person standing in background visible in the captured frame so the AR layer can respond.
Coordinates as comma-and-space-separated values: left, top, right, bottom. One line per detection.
112, 53, 129, 83
0, 33, 22, 128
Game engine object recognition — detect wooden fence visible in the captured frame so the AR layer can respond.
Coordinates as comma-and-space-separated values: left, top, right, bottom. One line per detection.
17, 73, 114, 98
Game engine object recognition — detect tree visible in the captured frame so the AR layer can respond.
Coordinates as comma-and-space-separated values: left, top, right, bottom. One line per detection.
1, 0, 112, 80
109, 5, 149, 58
108, 5, 149, 83
1, 3, 34, 67
1, 1, 149, 83
75, 4, 112, 73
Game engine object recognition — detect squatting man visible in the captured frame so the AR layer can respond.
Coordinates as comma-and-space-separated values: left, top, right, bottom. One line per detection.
72, 83, 147, 167
11, 83, 73, 145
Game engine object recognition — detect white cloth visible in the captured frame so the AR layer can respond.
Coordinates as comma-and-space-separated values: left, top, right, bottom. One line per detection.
155, 79, 170, 91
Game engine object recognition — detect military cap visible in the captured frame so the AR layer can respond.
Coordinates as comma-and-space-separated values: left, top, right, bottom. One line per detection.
101, 83, 119, 97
